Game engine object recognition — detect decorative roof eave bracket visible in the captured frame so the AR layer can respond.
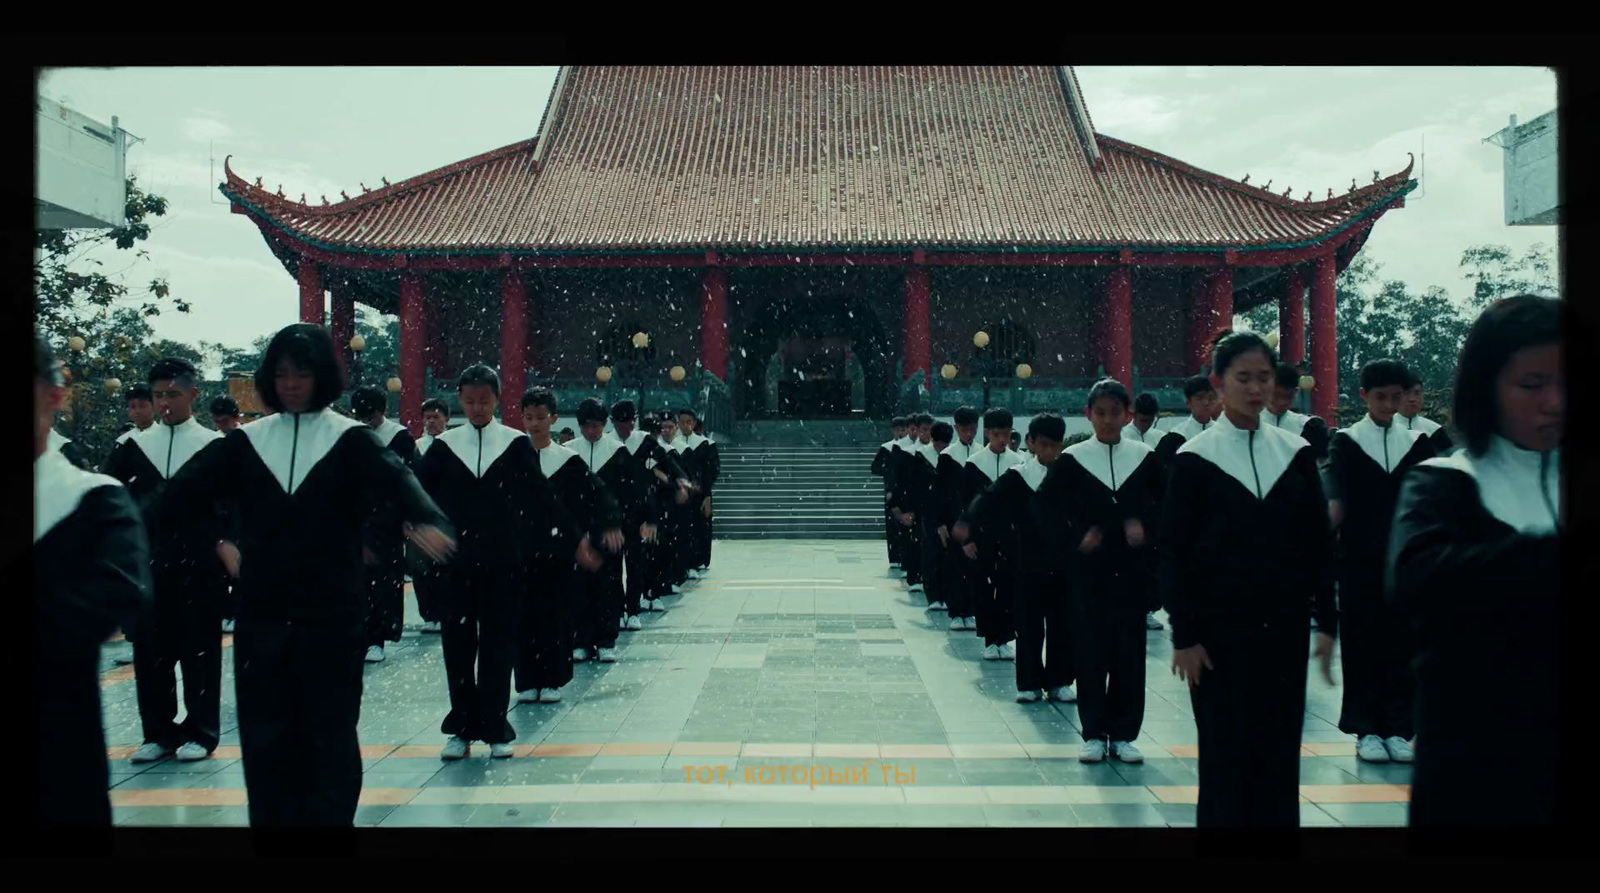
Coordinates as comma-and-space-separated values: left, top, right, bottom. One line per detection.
1057, 66, 1102, 171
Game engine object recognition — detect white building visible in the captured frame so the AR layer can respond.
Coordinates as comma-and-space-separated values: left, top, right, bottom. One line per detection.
1487, 109, 1558, 227
36, 95, 129, 230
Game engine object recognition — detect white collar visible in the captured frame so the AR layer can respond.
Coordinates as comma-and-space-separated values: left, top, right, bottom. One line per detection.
1178, 412, 1307, 499
116, 423, 156, 444
436, 419, 525, 479
897, 435, 917, 450
132, 414, 222, 479
969, 445, 1024, 481
1424, 436, 1559, 534
683, 432, 711, 449
240, 407, 363, 494
35, 448, 123, 542
372, 417, 408, 446
917, 440, 940, 466
1342, 414, 1421, 474
1170, 415, 1212, 439
1121, 421, 1158, 444
1403, 413, 1443, 435
48, 428, 71, 451
1065, 435, 1154, 491
1261, 408, 1309, 435
1007, 455, 1049, 491
575, 434, 624, 472
941, 439, 977, 461
881, 439, 899, 450
533, 439, 583, 478
416, 431, 437, 455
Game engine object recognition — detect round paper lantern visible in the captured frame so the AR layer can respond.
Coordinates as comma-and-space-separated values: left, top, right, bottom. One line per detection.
386, 377, 403, 393
1016, 363, 1033, 379
632, 332, 650, 349
940, 364, 958, 381
104, 377, 122, 394
596, 366, 613, 383
973, 331, 991, 349
1299, 375, 1315, 391
1263, 331, 1280, 349
349, 334, 366, 352
67, 336, 86, 352
670, 365, 687, 382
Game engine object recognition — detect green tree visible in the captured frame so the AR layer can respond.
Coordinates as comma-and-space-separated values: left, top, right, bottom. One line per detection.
1459, 243, 1556, 309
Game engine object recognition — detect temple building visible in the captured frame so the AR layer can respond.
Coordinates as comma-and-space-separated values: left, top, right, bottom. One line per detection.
221, 66, 1414, 436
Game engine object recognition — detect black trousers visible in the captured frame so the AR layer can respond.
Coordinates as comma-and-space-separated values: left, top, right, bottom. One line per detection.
364, 545, 405, 647
134, 567, 223, 752
221, 581, 240, 623
690, 503, 713, 569
624, 528, 652, 613
38, 650, 113, 834
407, 543, 443, 623
1014, 570, 1074, 692
516, 562, 576, 694
1337, 574, 1414, 739
1190, 624, 1308, 828
575, 554, 623, 650
438, 569, 519, 744
885, 498, 900, 565
900, 516, 922, 585
1073, 584, 1147, 742
971, 544, 1015, 647
235, 617, 365, 827
941, 541, 972, 617
917, 516, 944, 605
1409, 705, 1558, 828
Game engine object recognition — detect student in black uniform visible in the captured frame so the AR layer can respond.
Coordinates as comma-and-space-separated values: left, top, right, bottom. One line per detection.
937, 407, 981, 630
1387, 295, 1561, 829
104, 357, 227, 765
910, 420, 953, 610
1262, 363, 1331, 462
1327, 358, 1435, 763
1153, 375, 1216, 463
211, 395, 243, 433
32, 334, 151, 836
1009, 431, 1024, 454
611, 401, 690, 616
569, 399, 635, 640
118, 382, 158, 444
349, 386, 416, 664
1158, 331, 1337, 829
1120, 392, 1161, 446
164, 324, 457, 829
891, 413, 934, 593
872, 416, 910, 570
516, 391, 622, 691
678, 408, 719, 577
1046, 381, 1163, 762
1398, 372, 1454, 455
410, 398, 451, 634
960, 408, 1024, 660
956, 413, 1067, 698
655, 413, 697, 595
413, 366, 589, 757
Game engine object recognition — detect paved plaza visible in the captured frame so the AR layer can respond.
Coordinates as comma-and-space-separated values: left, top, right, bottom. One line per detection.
98, 541, 1411, 828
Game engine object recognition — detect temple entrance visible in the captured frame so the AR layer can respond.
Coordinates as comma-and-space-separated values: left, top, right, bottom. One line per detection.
734, 291, 895, 420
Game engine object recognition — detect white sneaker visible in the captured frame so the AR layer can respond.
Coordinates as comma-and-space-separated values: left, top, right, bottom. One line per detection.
517, 689, 541, 704
422, 621, 442, 633
220, 618, 236, 633
619, 616, 628, 630
949, 617, 965, 631
1079, 739, 1108, 763
130, 742, 173, 763
1111, 741, 1144, 763
597, 647, 618, 663
175, 742, 210, 762
1383, 736, 1415, 763
626, 615, 643, 630
364, 645, 385, 663
998, 642, 1017, 661
982, 645, 1001, 661
1357, 734, 1390, 763
1145, 613, 1164, 631
1016, 689, 1040, 703
649, 599, 666, 612
1049, 685, 1076, 703
908, 583, 924, 593
928, 601, 946, 612
962, 617, 977, 630
573, 647, 591, 662
539, 688, 563, 703
670, 584, 685, 594
441, 736, 470, 760
490, 743, 515, 759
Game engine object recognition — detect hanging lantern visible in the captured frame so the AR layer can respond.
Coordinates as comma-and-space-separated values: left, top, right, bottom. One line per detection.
386, 377, 402, 393
349, 334, 366, 352
1016, 363, 1033, 379
973, 331, 991, 349
1264, 331, 1280, 350
1299, 375, 1315, 391
67, 336, 86, 352
104, 377, 122, 395
632, 332, 650, 349
596, 366, 613, 383
669, 365, 687, 382
940, 363, 958, 381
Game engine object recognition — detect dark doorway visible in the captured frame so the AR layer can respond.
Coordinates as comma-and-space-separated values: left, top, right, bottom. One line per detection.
733, 289, 895, 420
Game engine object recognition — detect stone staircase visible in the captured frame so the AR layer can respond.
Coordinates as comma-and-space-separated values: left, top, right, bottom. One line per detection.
713, 420, 888, 540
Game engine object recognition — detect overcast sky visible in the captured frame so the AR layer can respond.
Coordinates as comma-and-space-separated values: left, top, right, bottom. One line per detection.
38, 66, 1557, 372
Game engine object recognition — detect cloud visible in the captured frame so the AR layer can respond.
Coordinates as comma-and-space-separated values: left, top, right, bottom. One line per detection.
180, 115, 233, 144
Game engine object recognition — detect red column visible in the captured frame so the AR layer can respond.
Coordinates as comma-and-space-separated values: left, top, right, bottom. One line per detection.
701, 266, 729, 380
1208, 267, 1234, 348
1104, 267, 1133, 388
904, 267, 931, 387
501, 271, 529, 428
1187, 273, 1212, 373
1309, 253, 1338, 423
298, 258, 323, 325
329, 292, 354, 378
399, 273, 426, 437
1279, 269, 1306, 366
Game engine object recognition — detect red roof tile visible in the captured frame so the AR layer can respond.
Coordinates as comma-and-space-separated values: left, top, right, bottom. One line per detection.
222, 66, 1413, 254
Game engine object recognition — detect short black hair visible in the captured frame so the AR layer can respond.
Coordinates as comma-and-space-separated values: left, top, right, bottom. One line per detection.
1182, 374, 1215, 399
1274, 363, 1302, 390
148, 357, 198, 389
1211, 331, 1277, 378
1403, 370, 1425, 390
891, 415, 908, 428
1028, 412, 1066, 442
256, 324, 345, 413
457, 363, 501, 396
677, 407, 698, 420
576, 397, 609, 424
930, 421, 954, 443
1453, 295, 1562, 456
521, 387, 558, 413
1086, 378, 1131, 410
1360, 358, 1411, 391
350, 385, 388, 416
35, 335, 63, 386
952, 405, 980, 426
421, 397, 449, 415
125, 383, 153, 404
610, 399, 638, 422
560, 427, 575, 437
209, 395, 239, 417
982, 407, 1013, 429
911, 412, 934, 426
1133, 392, 1159, 415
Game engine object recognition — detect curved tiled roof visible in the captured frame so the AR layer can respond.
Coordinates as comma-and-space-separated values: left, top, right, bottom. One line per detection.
222, 66, 1413, 255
